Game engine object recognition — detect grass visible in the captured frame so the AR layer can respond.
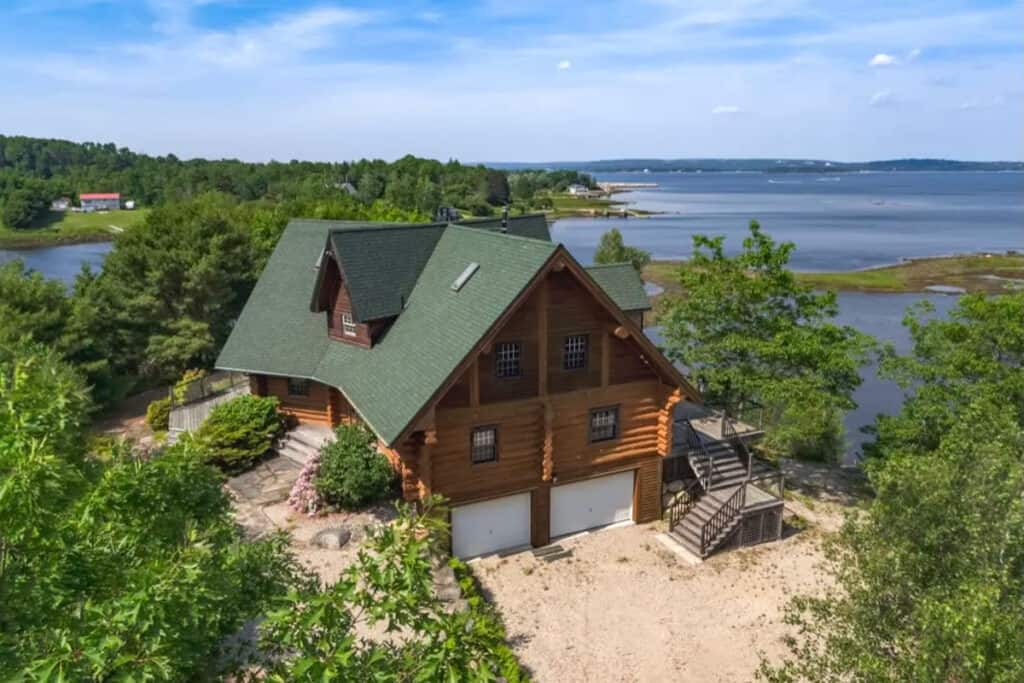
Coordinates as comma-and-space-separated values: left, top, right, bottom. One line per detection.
0, 208, 151, 247
644, 253, 1024, 298
546, 193, 656, 219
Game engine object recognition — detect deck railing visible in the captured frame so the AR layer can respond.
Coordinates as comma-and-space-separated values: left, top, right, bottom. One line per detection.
749, 470, 785, 500
700, 485, 746, 555
170, 371, 249, 409
673, 419, 714, 491
720, 415, 753, 478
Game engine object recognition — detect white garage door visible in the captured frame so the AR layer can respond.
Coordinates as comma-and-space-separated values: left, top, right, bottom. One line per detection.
551, 470, 634, 539
451, 492, 531, 558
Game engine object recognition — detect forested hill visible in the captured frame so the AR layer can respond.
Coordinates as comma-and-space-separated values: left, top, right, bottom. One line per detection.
0, 134, 591, 228
491, 158, 1024, 173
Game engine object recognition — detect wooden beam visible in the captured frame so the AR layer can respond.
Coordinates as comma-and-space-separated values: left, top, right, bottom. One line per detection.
419, 428, 437, 498
537, 280, 548, 396
542, 400, 554, 481
601, 331, 610, 387
469, 359, 480, 407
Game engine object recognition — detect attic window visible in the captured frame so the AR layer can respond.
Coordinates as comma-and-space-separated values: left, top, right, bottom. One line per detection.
341, 312, 357, 337
451, 263, 480, 292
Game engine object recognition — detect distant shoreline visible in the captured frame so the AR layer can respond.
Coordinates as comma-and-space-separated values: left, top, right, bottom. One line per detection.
643, 253, 1024, 311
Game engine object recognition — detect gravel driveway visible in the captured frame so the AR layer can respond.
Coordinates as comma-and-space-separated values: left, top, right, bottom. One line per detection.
472, 509, 834, 683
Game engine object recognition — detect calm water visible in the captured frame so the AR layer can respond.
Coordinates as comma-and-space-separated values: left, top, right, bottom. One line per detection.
553, 171, 1024, 270
0, 242, 111, 284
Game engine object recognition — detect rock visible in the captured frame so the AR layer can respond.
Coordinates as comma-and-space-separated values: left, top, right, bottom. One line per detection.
666, 480, 686, 494
436, 585, 463, 602
311, 527, 351, 550
433, 566, 457, 588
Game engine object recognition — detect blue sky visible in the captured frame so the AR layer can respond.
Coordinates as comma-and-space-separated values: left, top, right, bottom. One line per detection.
1, 0, 1021, 162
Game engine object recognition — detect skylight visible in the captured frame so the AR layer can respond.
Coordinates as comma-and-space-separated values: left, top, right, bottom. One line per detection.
451, 262, 480, 291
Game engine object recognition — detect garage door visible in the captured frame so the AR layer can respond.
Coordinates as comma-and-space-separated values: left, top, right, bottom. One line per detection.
551, 470, 634, 539
451, 492, 531, 558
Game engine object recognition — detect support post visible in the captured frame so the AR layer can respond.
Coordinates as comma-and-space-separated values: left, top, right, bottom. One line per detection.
600, 331, 611, 387
537, 280, 548, 396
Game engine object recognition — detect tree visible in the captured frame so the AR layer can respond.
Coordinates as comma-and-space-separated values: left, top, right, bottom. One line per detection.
0, 260, 71, 346
1, 186, 49, 229
0, 341, 303, 680
761, 295, 1024, 681
593, 228, 651, 273
246, 497, 527, 682
75, 193, 259, 383
866, 292, 1024, 459
660, 222, 873, 461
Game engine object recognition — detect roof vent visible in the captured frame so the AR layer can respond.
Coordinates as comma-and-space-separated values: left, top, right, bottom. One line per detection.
451, 262, 480, 292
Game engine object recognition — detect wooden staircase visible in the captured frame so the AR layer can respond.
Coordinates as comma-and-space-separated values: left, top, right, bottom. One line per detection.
667, 416, 775, 558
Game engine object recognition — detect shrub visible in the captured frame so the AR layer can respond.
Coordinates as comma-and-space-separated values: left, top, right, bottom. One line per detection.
145, 396, 171, 431
189, 395, 283, 472
172, 368, 208, 403
288, 450, 324, 516
315, 423, 395, 509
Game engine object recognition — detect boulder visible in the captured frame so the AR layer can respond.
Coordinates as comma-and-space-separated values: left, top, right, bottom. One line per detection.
311, 527, 351, 550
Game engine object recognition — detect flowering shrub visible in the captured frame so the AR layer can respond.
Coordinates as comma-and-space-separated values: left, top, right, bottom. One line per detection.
287, 450, 324, 516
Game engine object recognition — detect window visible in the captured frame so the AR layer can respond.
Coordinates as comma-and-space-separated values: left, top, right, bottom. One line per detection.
470, 426, 498, 464
589, 406, 619, 443
341, 312, 357, 337
563, 334, 588, 370
287, 378, 310, 397
495, 341, 522, 378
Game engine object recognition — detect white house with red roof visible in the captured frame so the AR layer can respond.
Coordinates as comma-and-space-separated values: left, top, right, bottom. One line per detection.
79, 193, 120, 211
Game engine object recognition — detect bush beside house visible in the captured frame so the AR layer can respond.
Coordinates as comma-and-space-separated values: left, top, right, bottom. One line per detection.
185, 395, 284, 472
315, 423, 395, 509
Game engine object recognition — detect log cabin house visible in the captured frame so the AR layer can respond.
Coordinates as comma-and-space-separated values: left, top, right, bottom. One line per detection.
216, 214, 783, 558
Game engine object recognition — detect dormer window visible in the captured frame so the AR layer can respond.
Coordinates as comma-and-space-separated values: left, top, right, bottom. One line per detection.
341, 312, 357, 337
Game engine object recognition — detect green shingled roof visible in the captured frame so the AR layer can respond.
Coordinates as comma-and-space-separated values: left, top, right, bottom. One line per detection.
585, 263, 652, 312
458, 213, 551, 241
218, 220, 556, 445
217, 214, 672, 446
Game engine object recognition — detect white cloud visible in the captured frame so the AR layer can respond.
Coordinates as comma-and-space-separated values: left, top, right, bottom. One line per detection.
869, 89, 895, 107
960, 95, 1006, 110
711, 104, 743, 115
557, 59, 572, 70
869, 53, 896, 67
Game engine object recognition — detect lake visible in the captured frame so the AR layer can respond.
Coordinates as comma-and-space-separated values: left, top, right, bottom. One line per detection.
0, 241, 111, 284
2, 170, 1019, 461
553, 171, 1024, 270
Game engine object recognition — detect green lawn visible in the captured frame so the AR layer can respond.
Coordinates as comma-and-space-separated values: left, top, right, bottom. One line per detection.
0, 209, 151, 247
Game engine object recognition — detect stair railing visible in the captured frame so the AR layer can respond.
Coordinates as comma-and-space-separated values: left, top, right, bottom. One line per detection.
674, 418, 714, 491
720, 413, 754, 479
666, 479, 703, 531
700, 485, 746, 555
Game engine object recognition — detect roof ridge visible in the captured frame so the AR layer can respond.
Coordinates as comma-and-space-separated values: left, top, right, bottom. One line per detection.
445, 223, 557, 247
326, 221, 447, 234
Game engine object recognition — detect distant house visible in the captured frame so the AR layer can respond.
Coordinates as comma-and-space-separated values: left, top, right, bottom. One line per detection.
80, 193, 120, 211
338, 181, 358, 196
124, 199, 136, 210
567, 184, 591, 196
51, 197, 71, 212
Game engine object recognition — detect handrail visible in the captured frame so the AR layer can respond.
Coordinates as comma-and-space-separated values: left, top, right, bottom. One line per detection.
700, 485, 746, 555
666, 479, 703, 530
720, 415, 753, 478
673, 419, 714, 491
